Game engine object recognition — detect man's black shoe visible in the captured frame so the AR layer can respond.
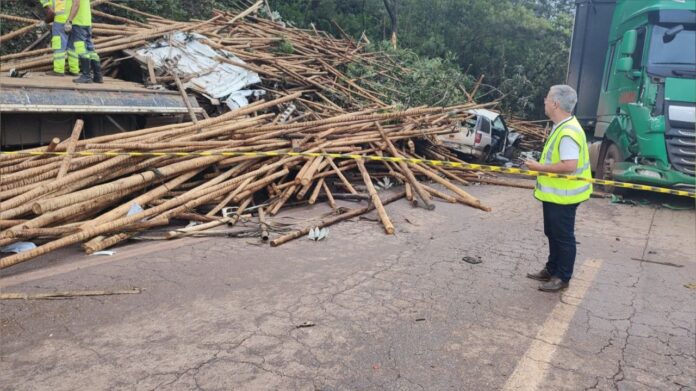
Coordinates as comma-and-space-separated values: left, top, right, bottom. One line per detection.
526, 268, 551, 281
538, 276, 569, 292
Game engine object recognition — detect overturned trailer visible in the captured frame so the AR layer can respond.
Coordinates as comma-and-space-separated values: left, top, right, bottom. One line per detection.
0, 74, 202, 148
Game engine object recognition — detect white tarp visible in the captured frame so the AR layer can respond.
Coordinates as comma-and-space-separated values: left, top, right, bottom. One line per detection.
136, 32, 262, 108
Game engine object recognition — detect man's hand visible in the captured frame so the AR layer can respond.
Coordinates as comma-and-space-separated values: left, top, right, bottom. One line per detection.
64, 21, 72, 33
524, 160, 544, 172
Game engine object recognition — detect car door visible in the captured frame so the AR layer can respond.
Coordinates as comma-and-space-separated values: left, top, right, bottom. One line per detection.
491, 116, 508, 153
476, 116, 492, 150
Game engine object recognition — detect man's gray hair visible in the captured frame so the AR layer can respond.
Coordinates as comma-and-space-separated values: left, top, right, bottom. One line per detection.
549, 84, 577, 113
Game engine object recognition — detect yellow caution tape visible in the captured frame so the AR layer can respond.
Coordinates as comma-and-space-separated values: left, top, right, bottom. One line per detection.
2, 150, 694, 198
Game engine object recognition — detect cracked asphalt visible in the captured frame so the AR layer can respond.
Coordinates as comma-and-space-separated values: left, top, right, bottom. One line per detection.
1, 182, 694, 390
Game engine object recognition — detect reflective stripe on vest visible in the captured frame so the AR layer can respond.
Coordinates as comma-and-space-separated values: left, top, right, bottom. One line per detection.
534, 116, 593, 205
536, 182, 591, 196
574, 162, 590, 175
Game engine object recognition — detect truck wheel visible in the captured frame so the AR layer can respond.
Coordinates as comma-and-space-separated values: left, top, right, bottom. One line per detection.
596, 142, 626, 195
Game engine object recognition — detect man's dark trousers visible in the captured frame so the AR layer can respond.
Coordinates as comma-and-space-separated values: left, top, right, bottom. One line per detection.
542, 201, 579, 282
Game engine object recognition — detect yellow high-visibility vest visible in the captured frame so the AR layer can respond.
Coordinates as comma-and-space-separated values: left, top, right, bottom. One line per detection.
40, 0, 91, 26
534, 116, 593, 204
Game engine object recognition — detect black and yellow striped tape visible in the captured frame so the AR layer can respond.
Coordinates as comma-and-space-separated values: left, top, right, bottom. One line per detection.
2, 150, 694, 198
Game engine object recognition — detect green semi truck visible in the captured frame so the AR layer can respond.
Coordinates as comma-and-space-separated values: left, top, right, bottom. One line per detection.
568, 0, 695, 192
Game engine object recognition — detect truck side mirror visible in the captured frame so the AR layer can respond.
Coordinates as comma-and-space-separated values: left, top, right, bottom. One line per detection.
620, 30, 637, 55
617, 57, 633, 72
617, 29, 637, 73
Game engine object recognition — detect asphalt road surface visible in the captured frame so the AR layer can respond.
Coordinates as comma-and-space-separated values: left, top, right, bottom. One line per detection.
1, 182, 694, 390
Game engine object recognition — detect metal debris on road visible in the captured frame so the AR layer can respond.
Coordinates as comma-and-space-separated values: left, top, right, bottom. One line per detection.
308, 227, 328, 241
462, 256, 483, 264
91, 251, 116, 256
0, 242, 36, 253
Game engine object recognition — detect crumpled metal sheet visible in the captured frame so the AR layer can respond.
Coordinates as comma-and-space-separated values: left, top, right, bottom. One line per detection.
226, 89, 266, 110
136, 31, 262, 106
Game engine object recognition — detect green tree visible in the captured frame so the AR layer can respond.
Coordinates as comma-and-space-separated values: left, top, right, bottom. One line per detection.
268, 0, 574, 118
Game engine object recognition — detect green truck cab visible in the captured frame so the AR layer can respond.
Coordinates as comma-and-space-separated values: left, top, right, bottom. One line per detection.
568, 0, 695, 191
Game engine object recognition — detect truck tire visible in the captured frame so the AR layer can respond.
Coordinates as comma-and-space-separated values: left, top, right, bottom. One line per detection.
596, 142, 626, 195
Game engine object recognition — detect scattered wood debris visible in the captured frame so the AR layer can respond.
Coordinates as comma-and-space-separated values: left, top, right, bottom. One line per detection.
0, 1, 510, 272
506, 118, 551, 151
0, 288, 142, 300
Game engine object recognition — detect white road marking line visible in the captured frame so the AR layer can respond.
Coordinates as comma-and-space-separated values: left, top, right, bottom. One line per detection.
502, 258, 603, 391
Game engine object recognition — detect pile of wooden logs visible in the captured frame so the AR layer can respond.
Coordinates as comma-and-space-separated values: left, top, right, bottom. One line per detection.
0, 1, 500, 271
1, 0, 404, 115
0, 94, 493, 270
507, 118, 551, 151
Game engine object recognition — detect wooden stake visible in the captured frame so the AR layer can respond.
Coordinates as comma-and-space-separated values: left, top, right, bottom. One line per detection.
258, 207, 269, 241
172, 71, 199, 124
411, 164, 491, 212
271, 191, 404, 247
0, 288, 141, 300
356, 159, 394, 234
308, 178, 325, 205
56, 119, 84, 179
375, 123, 435, 210
322, 181, 336, 209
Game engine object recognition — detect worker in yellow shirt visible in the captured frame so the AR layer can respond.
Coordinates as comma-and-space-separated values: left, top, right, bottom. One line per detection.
40, 0, 79, 76
65, 0, 102, 83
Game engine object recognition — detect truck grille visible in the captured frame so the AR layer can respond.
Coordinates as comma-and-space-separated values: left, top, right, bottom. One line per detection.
665, 104, 696, 177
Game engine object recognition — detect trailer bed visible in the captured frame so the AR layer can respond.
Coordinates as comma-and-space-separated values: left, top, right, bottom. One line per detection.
0, 74, 201, 114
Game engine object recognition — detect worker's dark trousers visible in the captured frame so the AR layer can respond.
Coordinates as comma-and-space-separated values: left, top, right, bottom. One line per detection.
543, 201, 579, 282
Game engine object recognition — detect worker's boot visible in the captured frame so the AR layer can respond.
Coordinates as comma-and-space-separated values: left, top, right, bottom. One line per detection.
45, 70, 64, 77
538, 276, 569, 292
73, 58, 92, 84
526, 267, 551, 281
91, 59, 103, 84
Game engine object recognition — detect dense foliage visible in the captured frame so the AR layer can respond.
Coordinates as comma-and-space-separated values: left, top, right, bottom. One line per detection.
344, 43, 477, 108
266, 0, 575, 118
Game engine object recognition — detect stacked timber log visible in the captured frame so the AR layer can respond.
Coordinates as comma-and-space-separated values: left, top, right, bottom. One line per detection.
1, 0, 404, 114
0, 1, 497, 271
0, 96, 492, 270
507, 118, 551, 151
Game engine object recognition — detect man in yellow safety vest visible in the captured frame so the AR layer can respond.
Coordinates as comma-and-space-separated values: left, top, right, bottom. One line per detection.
40, 0, 79, 76
524, 84, 593, 292
65, 0, 102, 83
